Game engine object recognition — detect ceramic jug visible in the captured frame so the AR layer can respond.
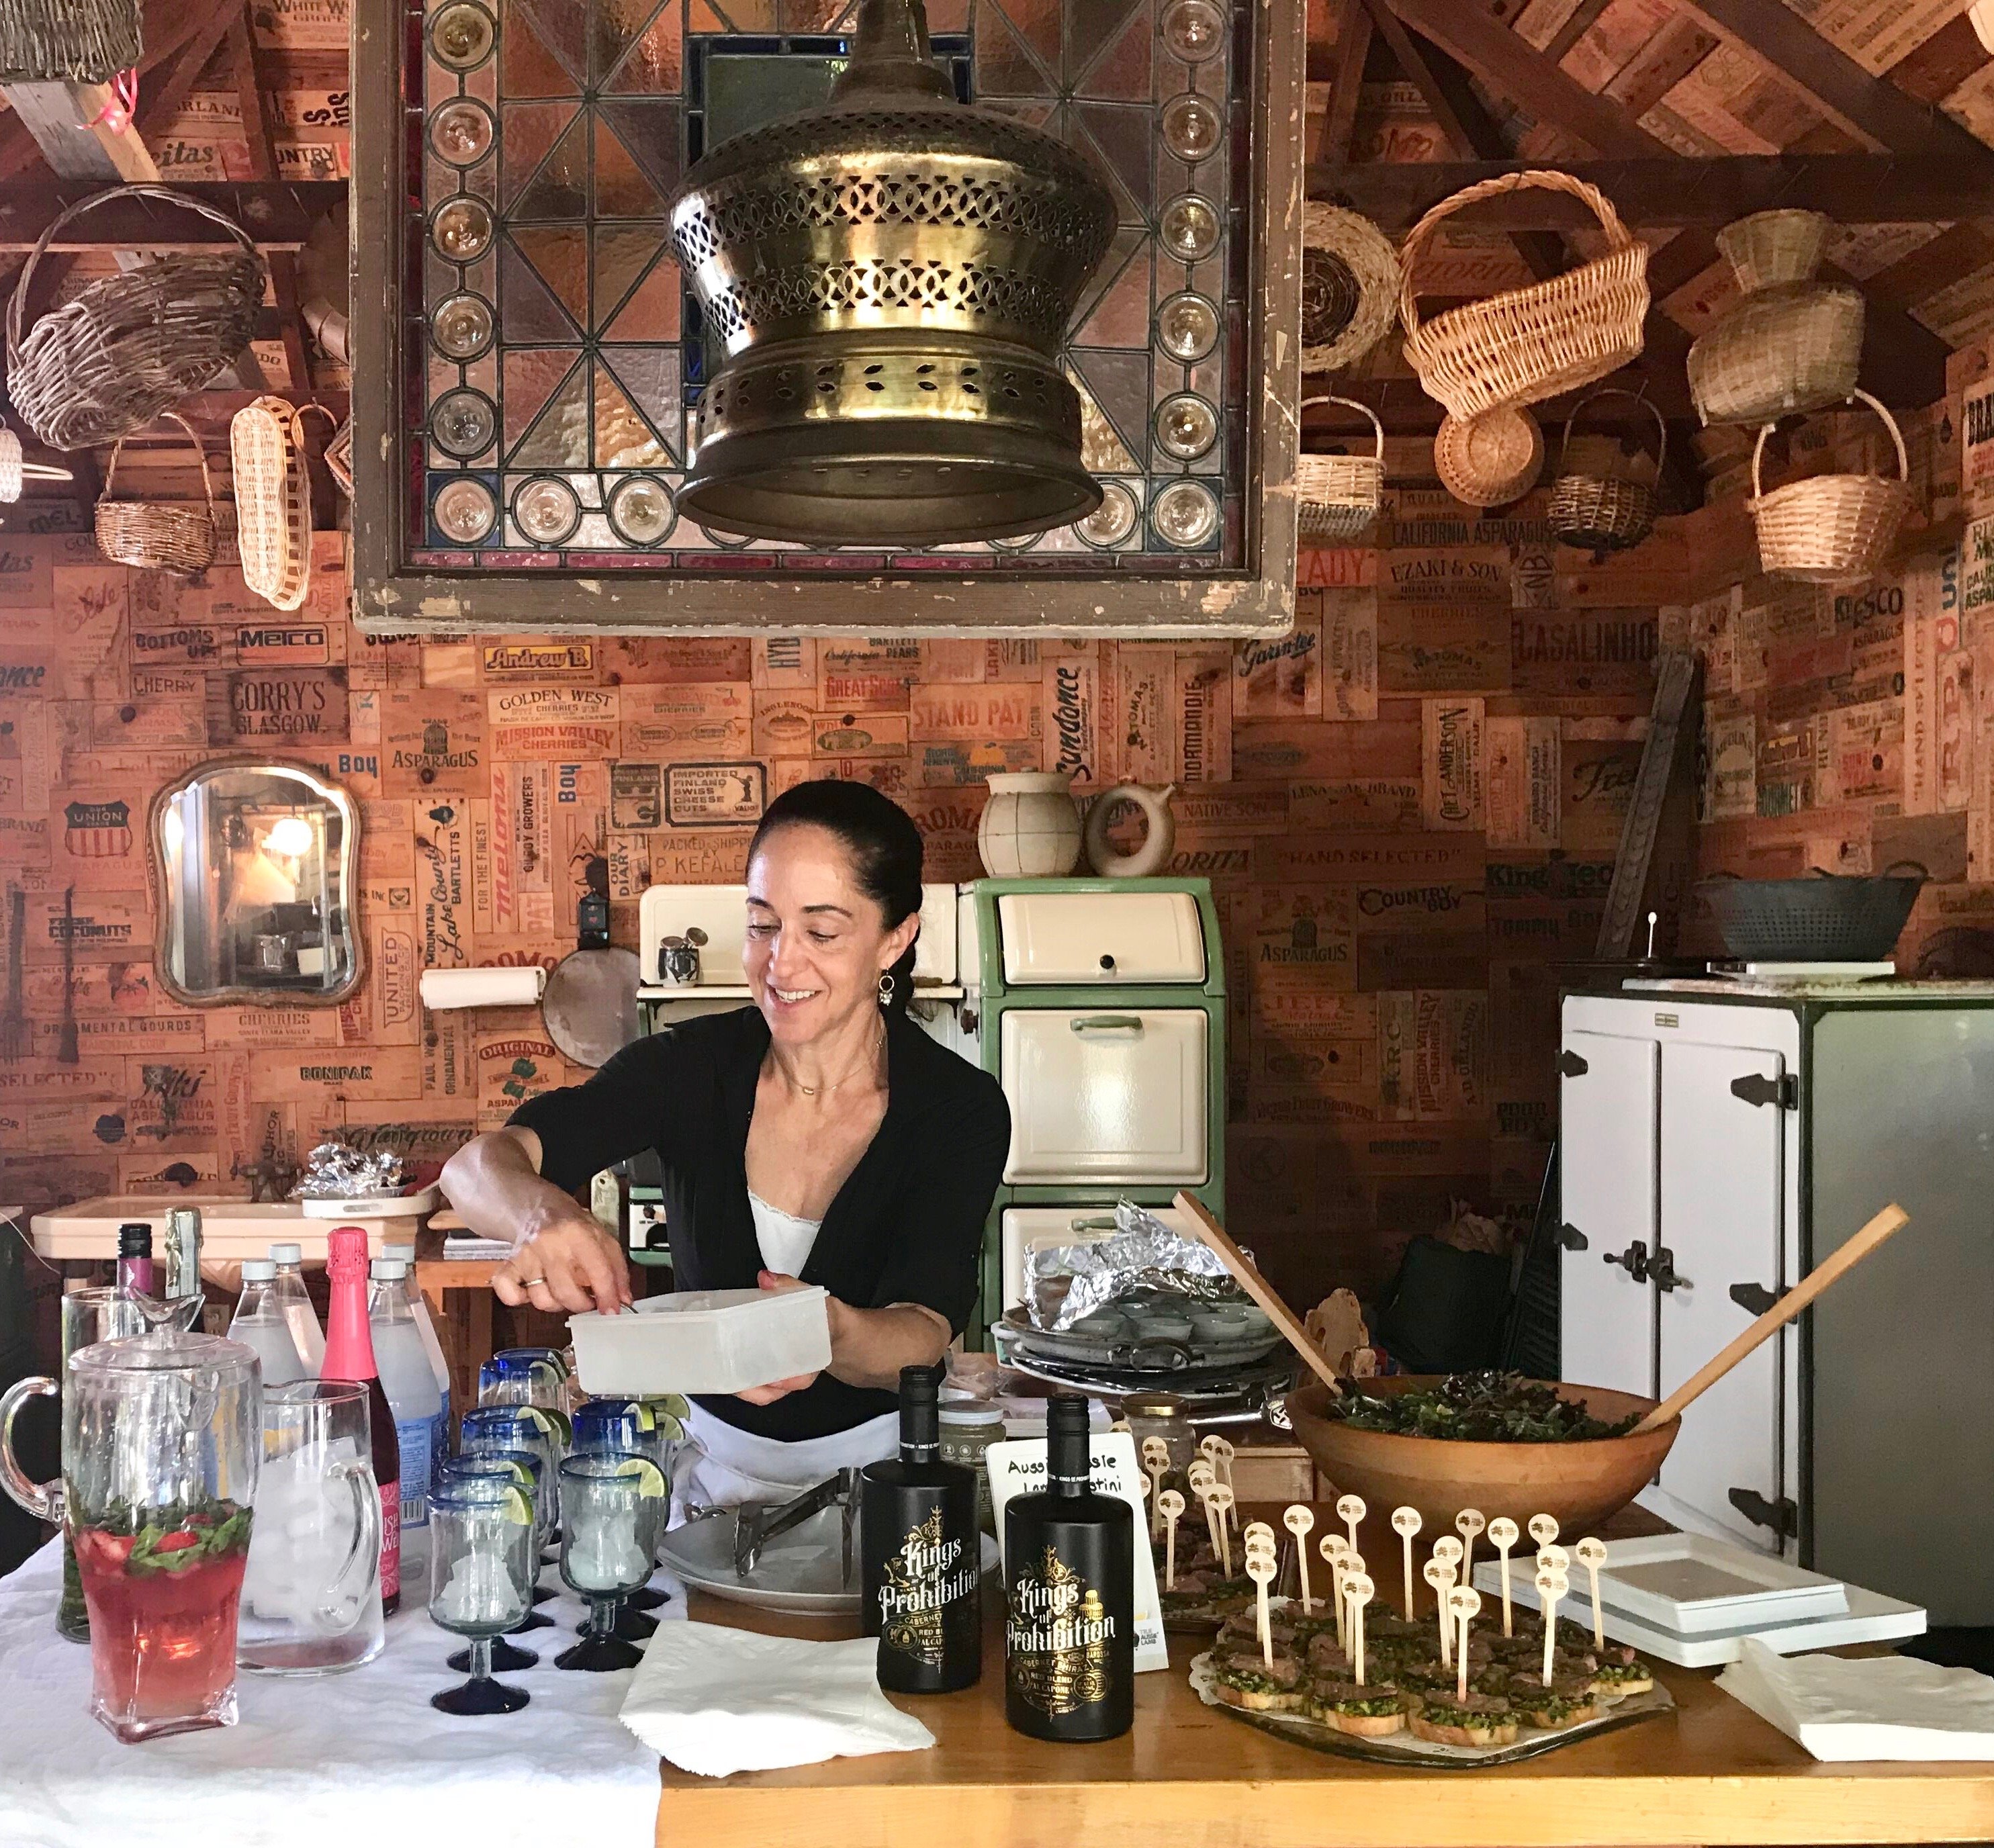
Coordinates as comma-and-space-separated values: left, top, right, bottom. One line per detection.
1084, 783, 1177, 878
979, 772, 1082, 878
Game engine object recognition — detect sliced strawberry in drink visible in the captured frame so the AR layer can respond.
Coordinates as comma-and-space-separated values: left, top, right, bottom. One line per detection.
151, 1530, 201, 1555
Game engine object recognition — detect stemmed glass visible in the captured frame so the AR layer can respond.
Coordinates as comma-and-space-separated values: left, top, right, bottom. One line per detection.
572, 1399, 671, 1621
555, 1455, 664, 1671
428, 1477, 536, 1714
451, 1447, 553, 1627
435, 1457, 541, 1671
478, 1349, 565, 1412
461, 1403, 565, 1565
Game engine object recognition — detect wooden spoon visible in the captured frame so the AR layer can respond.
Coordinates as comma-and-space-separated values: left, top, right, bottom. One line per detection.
1173, 1191, 1342, 1394
1632, 1202, 1908, 1434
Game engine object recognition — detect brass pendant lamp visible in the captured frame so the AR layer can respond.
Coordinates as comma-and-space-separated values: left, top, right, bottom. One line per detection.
666, 0, 1118, 547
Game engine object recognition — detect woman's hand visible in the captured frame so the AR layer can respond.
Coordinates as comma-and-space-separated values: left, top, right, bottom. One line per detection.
733, 1270, 950, 1403
493, 1211, 633, 1316
733, 1269, 823, 1404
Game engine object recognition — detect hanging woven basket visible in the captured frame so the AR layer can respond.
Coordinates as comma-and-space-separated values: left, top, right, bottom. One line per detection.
1687, 279, 1863, 427
0, 0, 140, 82
1399, 169, 1650, 420
232, 398, 327, 611
1749, 390, 1910, 586
95, 414, 218, 575
323, 418, 354, 498
1301, 203, 1401, 375
1434, 404, 1543, 509
7, 185, 267, 451
1715, 209, 1830, 294
1296, 396, 1386, 545
1550, 388, 1666, 557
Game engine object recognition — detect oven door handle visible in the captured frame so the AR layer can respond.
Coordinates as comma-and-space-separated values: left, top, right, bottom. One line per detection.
1069, 1014, 1144, 1034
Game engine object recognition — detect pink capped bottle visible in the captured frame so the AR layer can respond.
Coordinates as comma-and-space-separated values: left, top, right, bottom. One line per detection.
319, 1227, 403, 1614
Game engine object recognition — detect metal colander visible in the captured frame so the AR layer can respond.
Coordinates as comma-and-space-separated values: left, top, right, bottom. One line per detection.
667, 0, 1116, 547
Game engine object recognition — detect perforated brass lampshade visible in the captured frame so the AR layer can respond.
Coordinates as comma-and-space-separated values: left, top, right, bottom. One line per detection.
666, 0, 1117, 547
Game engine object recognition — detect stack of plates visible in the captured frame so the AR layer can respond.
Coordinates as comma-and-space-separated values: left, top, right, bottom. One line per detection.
1473, 1532, 1926, 1667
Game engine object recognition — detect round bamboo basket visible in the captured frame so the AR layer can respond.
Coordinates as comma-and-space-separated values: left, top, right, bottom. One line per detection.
1301, 203, 1401, 374
1687, 280, 1863, 426
1715, 209, 1829, 293
1749, 390, 1910, 586
1435, 404, 1543, 508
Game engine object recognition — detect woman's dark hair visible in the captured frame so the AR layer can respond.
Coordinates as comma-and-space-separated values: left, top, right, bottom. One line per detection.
748, 779, 923, 1012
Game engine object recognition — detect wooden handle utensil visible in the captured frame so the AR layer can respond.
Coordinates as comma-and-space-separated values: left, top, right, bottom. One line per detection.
1173, 1191, 1344, 1394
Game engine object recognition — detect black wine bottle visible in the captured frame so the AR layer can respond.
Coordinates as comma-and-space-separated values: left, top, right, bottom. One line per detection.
1002, 1393, 1134, 1742
860, 1363, 982, 1693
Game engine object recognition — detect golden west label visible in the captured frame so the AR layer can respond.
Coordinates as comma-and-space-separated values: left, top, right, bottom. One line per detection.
878, 1508, 977, 1669
1005, 1547, 1116, 1718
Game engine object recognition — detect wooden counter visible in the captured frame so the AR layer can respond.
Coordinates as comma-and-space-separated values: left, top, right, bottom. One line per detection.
658, 1516, 1994, 1848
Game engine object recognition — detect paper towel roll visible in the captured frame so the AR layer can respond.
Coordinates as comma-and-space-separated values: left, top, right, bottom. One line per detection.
419, 966, 547, 1010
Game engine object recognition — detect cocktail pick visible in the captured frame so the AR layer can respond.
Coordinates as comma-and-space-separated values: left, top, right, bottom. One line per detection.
1537, 1542, 1569, 1580
1336, 1492, 1366, 1555
1448, 1585, 1483, 1704
1345, 1569, 1373, 1687
1242, 1518, 1276, 1570
1455, 1508, 1486, 1578
1320, 1533, 1349, 1651
1208, 1483, 1235, 1576
1433, 1534, 1463, 1577
1391, 1506, 1422, 1620
1486, 1516, 1520, 1636
1137, 1468, 1152, 1530
1187, 1457, 1215, 1492
1140, 1433, 1170, 1467
1529, 1512, 1559, 1551
1423, 1557, 1456, 1666
1536, 1568, 1569, 1686
1284, 1505, 1316, 1612
1109, 1418, 1132, 1434
1158, 1489, 1186, 1589
1142, 1448, 1168, 1536
1199, 1432, 1226, 1484
1212, 1434, 1237, 1493
1247, 1549, 1278, 1668
1192, 1477, 1220, 1556
1575, 1537, 1608, 1648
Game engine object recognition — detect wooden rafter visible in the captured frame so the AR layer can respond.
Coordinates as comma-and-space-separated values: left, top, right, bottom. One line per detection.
228, 5, 313, 404
1313, 0, 1371, 165
1540, 0, 1615, 66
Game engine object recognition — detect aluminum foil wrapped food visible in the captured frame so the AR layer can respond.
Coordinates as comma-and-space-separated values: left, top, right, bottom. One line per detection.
1025, 1198, 1247, 1331
292, 1140, 408, 1200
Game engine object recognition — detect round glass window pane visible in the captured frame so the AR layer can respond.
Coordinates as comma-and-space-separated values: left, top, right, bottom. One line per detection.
433, 477, 496, 543
429, 99, 494, 167
430, 1, 494, 66
606, 475, 676, 547
1156, 291, 1219, 363
1159, 194, 1220, 263
514, 477, 581, 547
1152, 479, 1218, 548
1155, 394, 1218, 462
430, 197, 494, 262
1075, 481, 1138, 549
430, 389, 496, 460
430, 293, 494, 361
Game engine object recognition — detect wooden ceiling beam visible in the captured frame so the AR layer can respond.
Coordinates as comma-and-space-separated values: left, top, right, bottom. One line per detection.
1541, 0, 1615, 66
1882, 13, 1989, 106
1312, 0, 1371, 165
1305, 154, 1994, 230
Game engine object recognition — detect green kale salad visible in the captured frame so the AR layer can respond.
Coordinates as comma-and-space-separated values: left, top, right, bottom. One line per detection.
1324, 1371, 1638, 1442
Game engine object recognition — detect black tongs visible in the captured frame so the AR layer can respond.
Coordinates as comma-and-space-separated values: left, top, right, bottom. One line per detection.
731, 1467, 861, 1581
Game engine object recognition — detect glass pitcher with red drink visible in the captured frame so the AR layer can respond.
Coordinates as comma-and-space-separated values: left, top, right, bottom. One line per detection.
1, 1330, 261, 1742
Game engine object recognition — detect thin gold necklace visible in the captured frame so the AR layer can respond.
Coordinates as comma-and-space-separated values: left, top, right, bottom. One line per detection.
785, 1025, 885, 1098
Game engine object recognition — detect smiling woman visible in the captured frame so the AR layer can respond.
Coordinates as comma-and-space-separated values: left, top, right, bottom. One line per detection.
438, 780, 1011, 1509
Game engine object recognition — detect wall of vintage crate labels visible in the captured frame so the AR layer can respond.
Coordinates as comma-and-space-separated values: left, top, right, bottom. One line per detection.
1, 353, 1987, 1314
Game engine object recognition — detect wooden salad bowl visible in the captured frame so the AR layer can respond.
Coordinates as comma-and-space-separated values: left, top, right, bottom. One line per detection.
1285, 1377, 1678, 1591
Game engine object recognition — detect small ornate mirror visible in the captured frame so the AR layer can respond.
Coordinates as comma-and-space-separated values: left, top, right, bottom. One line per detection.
151, 761, 363, 1007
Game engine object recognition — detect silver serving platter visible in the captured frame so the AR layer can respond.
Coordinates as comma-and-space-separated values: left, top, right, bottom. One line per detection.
998, 1306, 1285, 1375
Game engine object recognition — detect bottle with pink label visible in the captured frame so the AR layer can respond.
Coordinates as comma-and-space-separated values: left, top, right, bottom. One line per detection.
319, 1227, 402, 1615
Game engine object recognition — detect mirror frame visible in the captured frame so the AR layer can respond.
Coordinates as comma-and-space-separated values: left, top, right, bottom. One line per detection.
148, 757, 367, 1009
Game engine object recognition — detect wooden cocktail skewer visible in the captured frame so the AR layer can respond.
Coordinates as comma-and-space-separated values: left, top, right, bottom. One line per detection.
1345, 1569, 1373, 1686
1537, 1567, 1568, 1685
1455, 1508, 1486, 1579
1433, 1534, 1463, 1581
1486, 1516, 1520, 1636
1212, 1434, 1236, 1493
1449, 1585, 1483, 1704
1336, 1492, 1366, 1557
1423, 1557, 1456, 1665
1158, 1488, 1185, 1589
1198, 1432, 1226, 1489
1208, 1483, 1235, 1576
1140, 1440, 1169, 1538
1193, 1481, 1219, 1558
1575, 1537, 1608, 1648
1528, 1512, 1559, 1552
1246, 1547, 1278, 1668
1537, 1542, 1568, 1583
1242, 1518, 1276, 1579
1320, 1534, 1348, 1651
1283, 1505, 1316, 1612
1391, 1506, 1422, 1620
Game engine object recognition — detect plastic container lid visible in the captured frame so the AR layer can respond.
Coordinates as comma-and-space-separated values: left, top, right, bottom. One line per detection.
569, 1285, 831, 1397
240, 1258, 276, 1281
939, 1403, 1004, 1428
269, 1242, 303, 1263
371, 1257, 409, 1280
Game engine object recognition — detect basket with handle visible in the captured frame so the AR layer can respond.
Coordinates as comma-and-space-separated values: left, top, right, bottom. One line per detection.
0, 0, 140, 82
1687, 279, 1862, 426
1434, 404, 1543, 509
1296, 396, 1385, 544
7, 184, 266, 451
1398, 169, 1650, 420
1715, 210, 1830, 293
95, 414, 218, 575
232, 397, 328, 610
1749, 389, 1910, 585
1549, 388, 1666, 557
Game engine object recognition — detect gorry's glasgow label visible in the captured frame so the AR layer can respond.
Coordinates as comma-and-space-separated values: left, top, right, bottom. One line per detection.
1005, 1548, 1116, 1718
878, 1508, 977, 1669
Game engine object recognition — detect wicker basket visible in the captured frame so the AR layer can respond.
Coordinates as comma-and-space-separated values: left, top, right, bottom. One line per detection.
7, 185, 267, 451
1435, 404, 1543, 509
1715, 210, 1829, 293
95, 414, 218, 575
232, 397, 315, 611
324, 417, 354, 498
1296, 396, 1386, 544
0, 0, 140, 82
1688, 279, 1863, 426
1550, 388, 1666, 557
1750, 389, 1910, 586
1399, 170, 1650, 420
1301, 203, 1401, 374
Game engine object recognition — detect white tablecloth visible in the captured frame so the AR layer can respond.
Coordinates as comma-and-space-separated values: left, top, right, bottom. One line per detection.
0, 1537, 678, 1848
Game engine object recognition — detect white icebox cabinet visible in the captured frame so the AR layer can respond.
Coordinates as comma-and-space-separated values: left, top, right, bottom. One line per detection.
996, 890, 1206, 984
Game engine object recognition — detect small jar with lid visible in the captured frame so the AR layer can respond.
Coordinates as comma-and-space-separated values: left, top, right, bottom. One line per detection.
937, 1403, 1006, 1534
1118, 1391, 1198, 1479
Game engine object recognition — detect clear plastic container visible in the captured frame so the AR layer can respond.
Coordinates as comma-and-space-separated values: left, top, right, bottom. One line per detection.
381, 1241, 451, 1399
269, 1242, 326, 1375
369, 1258, 448, 1598
568, 1287, 831, 1397
228, 1260, 306, 1388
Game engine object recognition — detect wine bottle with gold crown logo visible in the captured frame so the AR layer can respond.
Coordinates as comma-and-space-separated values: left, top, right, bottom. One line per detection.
860, 1363, 981, 1693
1002, 1393, 1133, 1741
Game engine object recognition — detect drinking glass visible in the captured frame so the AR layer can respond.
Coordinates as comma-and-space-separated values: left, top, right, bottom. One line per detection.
443, 1449, 553, 1627
435, 1456, 541, 1669
555, 1455, 663, 1671
572, 1400, 672, 1614
428, 1477, 536, 1714
238, 1382, 384, 1674
461, 1403, 564, 1553
478, 1350, 564, 1411
0, 1285, 203, 1641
